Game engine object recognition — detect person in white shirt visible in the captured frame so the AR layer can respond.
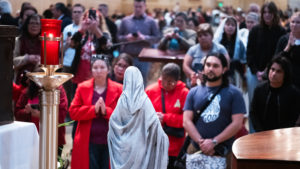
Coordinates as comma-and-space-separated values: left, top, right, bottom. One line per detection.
62, 3, 85, 110
239, 12, 259, 48
62, 4, 85, 68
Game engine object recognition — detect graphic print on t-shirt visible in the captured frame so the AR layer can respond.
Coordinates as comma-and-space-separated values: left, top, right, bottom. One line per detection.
201, 94, 221, 123
174, 99, 181, 108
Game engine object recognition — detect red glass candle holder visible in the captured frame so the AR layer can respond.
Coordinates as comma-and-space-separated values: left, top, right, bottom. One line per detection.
40, 19, 62, 65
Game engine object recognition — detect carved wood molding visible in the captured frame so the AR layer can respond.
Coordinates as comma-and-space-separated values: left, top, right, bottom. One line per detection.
0, 25, 19, 38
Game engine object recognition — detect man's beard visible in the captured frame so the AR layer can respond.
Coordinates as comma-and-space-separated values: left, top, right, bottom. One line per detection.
203, 73, 222, 82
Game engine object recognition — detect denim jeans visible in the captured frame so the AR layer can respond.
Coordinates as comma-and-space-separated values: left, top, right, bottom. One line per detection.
89, 143, 109, 169
246, 68, 258, 133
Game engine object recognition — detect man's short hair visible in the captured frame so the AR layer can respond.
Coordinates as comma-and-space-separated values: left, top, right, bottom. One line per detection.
135, 0, 146, 3
99, 4, 108, 8
175, 12, 188, 22
73, 3, 85, 12
249, 3, 260, 13
246, 12, 259, 22
55, 2, 70, 16
197, 23, 213, 37
162, 63, 181, 81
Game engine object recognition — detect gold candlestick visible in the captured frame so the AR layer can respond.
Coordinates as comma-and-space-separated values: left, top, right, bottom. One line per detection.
27, 66, 73, 169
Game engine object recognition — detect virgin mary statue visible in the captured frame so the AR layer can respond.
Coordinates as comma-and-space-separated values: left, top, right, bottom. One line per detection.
108, 66, 169, 169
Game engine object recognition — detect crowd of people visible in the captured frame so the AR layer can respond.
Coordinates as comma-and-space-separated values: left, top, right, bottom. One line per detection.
1, 0, 300, 168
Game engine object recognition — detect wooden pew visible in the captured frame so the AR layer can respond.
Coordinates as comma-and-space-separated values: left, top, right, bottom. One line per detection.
232, 127, 300, 169
138, 48, 185, 64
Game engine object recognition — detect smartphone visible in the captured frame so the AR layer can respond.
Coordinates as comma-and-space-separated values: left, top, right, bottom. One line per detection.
132, 32, 138, 38
31, 104, 40, 110
89, 9, 96, 19
193, 63, 203, 72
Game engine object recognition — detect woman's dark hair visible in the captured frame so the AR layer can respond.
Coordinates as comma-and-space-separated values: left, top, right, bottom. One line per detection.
187, 17, 199, 27
112, 53, 133, 69
221, 17, 237, 58
224, 17, 237, 34
21, 14, 41, 37
267, 55, 292, 86
55, 2, 71, 16
91, 54, 111, 69
43, 9, 53, 19
27, 80, 40, 99
20, 6, 37, 20
161, 63, 181, 81
19, 71, 29, 87
260, 2, 280, 27
20, 2, 31, 11
202, 52, 229, 86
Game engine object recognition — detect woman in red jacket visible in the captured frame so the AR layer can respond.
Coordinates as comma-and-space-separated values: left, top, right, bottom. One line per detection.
69, 54, 122, 169
145, 63, 189, 169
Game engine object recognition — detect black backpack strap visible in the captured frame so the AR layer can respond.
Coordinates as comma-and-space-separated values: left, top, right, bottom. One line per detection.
176, 85, 224, 161
161, 88, 166, 113
193, 85, 224, 123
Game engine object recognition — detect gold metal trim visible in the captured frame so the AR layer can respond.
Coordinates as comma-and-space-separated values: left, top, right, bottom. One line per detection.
40, 65, 62, 76
39, 36, 61, 41
27, 72, 72, 91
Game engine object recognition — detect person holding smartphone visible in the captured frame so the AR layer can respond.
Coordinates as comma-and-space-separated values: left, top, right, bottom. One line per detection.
70, 9, 111, 87
183, 23, 229, 87
117, 0, 160, 85
158, 12, 196, 52
62, 3, 85, 111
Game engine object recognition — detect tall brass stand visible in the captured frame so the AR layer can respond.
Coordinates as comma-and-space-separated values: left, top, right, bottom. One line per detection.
27, 66, 73, 169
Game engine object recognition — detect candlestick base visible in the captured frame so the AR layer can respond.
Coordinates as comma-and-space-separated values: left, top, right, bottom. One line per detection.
27, 71, 73, 91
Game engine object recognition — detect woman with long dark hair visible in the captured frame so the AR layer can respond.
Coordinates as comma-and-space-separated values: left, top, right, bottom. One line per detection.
13, 14, 41, 84
247, 2, 286, 88
214, 16, 247, 88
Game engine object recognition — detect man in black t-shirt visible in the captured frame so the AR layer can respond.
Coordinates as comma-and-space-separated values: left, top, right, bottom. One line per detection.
183, 52, 246, 169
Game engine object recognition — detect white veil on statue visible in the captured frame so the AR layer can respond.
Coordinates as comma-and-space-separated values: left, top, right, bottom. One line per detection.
108, 66, 169, 169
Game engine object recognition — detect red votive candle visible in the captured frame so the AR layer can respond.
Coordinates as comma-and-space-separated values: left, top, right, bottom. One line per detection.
40, 19, 62, 65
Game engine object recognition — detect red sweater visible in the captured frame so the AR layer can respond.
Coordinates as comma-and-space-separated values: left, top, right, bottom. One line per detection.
145, 79, 189, 156
12, 82, 25, 102
69, 78, 123, 169
15, 86, 68, 146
